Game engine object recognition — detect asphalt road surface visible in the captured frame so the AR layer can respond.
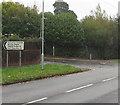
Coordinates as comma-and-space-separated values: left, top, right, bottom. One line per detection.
2, 59, 119, 104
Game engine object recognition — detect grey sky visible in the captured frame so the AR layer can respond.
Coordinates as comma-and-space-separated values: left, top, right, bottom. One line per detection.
118, 1, 120, 16
4, 0, 119, 20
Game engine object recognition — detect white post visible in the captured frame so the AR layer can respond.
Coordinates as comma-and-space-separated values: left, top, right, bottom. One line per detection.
90, 53, 92, 60
53, 46, 55, 57
41, 0, 44, 70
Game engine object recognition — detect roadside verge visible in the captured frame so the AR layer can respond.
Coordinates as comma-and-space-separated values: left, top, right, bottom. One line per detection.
2, 64, 91, 86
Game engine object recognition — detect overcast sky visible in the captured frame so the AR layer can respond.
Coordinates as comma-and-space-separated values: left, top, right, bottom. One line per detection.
4, 0, 119, 20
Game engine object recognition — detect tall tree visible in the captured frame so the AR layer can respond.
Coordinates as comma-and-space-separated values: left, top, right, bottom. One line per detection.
53, 0, 69, 15
53, 0, 77, 18
2, 2, 40, 38
82, 4, 117, 59
118, 16, 120, 58
44, 13, 84, 47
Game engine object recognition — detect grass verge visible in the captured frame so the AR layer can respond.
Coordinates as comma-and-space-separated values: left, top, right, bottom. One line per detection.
2, 64, 81, 85
110, 59, 120, 62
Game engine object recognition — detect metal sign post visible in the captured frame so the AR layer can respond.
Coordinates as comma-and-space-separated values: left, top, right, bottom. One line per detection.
19, 51, 22, 67
53, 46, 55, 57
6, 51, 8, 67
3, 41, 24, 68
53, 46, 55, 63
90, 53, 92, 60
41, 0, 45, 70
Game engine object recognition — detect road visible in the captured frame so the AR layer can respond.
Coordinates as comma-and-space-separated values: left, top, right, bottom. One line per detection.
2, 59, 119, 104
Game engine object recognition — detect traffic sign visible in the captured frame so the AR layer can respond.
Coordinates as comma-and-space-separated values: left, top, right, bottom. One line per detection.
4, 41, 24, 50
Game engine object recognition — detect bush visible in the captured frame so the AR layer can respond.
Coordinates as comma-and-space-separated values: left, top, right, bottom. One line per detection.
23, 37, 41, 42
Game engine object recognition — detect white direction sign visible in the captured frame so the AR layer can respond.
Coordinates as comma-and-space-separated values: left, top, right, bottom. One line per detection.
4, 41, 24, 50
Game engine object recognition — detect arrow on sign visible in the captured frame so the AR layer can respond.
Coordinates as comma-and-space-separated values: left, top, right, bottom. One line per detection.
3, 41, 24, 50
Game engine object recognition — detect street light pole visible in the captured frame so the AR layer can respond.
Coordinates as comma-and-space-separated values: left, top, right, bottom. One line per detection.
41, 0, 44, 70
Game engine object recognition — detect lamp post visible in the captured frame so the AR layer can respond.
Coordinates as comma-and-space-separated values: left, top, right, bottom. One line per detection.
41, 0, 44, 70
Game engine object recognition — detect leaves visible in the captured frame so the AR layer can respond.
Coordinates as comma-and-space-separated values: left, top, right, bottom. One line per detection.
81, 4, 118, 59
2, 2, 40, 38
44, 13, 85, 47
82, 4, 117, 47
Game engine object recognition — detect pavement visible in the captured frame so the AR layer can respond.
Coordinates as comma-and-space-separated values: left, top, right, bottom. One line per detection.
2, 58, 119, 104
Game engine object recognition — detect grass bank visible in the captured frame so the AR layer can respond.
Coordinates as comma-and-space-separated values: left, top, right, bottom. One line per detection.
110, 59, 120, 62
2, 64, 81, 85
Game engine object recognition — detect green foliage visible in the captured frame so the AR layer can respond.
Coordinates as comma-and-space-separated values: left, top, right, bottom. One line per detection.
3, 35, 41, 42
118, 16, 120, 46
53, 1, 77, 18
44, 13, 84, 47
110, 59, 120, 62
2, 2, 83, 47
53, 1, 69, 15
0, 4, 1, 43
2, 34, 22, 42
81, 4, 118, 59
2, 2, 40, 38
82, 17, 114, 47
2, 2, 118, 59
22, 37, 41, 42
8, 34, 22, 41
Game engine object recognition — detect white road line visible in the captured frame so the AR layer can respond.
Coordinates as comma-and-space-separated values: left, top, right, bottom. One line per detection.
27, 97, 47, 104
66, 84, 93, 93
102, 77, 116, 82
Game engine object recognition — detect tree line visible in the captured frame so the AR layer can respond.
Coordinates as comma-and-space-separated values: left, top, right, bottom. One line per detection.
2, 2, 119, 59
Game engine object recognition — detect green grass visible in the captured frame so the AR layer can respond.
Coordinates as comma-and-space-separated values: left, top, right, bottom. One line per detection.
2, 64, 81, 84
110, 59, 120, 62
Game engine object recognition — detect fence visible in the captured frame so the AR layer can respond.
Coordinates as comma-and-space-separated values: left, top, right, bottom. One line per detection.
2, 41, 118, 68
2, 42, 41, 68
45, 44, 118, 60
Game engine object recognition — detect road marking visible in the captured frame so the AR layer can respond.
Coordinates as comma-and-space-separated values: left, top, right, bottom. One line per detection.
66, 84, 93, 93
22, 76, 117, 105
102, 77, 116, 82
27, 97, 47, 104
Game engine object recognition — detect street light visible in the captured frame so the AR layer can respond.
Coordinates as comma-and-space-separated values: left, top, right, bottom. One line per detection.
41, 0, 44, 70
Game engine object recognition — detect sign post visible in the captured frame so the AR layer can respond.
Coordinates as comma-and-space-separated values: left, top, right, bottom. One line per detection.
19, 51, 22, 67
90, 53, 92, 60
41, 0, 45, 70
53, 46, 55, 63
53, 46, 55, 57
4, 41, 24, 67
6, 51, 8, 67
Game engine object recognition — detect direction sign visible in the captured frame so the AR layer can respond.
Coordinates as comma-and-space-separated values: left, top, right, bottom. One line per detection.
4, 41, 24, 50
